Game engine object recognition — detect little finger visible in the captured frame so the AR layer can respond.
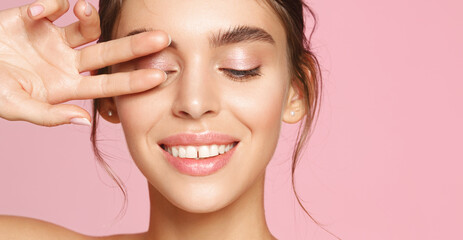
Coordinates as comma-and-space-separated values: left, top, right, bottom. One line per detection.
27, 0, 70, 21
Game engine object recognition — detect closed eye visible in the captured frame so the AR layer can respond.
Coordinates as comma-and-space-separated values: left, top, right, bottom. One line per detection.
220, 66, 262, 81
164, 70, 177, 75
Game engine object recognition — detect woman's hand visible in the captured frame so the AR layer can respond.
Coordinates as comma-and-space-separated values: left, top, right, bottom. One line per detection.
0, 0, 170, 127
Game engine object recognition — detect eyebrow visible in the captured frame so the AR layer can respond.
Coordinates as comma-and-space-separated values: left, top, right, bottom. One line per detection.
209, 25, 275, 47
124, 25, 275, 48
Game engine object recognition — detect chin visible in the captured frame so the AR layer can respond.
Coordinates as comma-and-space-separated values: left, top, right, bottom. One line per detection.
161, 184, 237, 214
172, 198, 229, 214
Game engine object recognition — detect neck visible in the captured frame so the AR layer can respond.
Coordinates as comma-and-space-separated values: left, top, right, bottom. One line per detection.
142, 172, 274, 240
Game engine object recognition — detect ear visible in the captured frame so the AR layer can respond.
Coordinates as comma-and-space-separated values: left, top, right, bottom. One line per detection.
91, 70, 121, 124
98, 97, 120, 124
282, 81, 306, 124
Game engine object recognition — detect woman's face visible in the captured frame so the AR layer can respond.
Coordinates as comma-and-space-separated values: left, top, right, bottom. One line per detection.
110, 0, 294, 213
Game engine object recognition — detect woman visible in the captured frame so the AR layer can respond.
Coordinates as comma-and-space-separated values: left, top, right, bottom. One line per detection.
0, 0, 330, 239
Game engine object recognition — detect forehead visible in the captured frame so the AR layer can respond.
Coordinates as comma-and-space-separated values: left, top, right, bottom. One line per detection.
115, 0, 286, 49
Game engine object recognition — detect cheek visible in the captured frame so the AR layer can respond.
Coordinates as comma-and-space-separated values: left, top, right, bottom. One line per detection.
224, 74, 288, 165
226, 78, 287, 133
216, 75, 287, 203
113, 90, 174, 186
114, 89, 168, 147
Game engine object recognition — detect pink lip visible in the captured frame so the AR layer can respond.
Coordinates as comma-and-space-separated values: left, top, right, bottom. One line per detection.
158, 132, 239, 146
158, 132, 240, 176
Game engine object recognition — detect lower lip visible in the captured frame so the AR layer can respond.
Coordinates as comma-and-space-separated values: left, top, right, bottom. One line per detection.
161, 143, 238, 176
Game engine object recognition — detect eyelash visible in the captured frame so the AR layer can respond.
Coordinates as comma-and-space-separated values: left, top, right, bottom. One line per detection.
158, 67, 262, 82
220, 66, 262, 81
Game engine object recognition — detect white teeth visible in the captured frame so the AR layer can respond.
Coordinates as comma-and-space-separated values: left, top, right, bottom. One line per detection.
210, 145, 219, 156
218, 145, 225, 154
163, 143, 236, 159
172, 147, 179, 157
198, 145, 210, 158
186, 146, 197, 158
179, 147, 186, 158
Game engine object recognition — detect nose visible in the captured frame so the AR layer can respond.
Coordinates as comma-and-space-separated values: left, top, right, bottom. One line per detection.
171, 66, 220, 120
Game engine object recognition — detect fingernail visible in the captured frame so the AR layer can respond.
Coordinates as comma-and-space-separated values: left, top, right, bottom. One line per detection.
167, 34, 172, 46
163, 71, 168, 80
70, 117, 91, 126
29, 4, 44, 17
84, 0, 92, 16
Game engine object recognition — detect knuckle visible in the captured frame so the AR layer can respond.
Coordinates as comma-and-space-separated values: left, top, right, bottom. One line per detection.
0, 92, 16, 120
48, 0, 69, 15
89, 27, 102, 41
128, 72, 136, 92
75, 50, 83, 73
98, 43, 108, 67
46, 0, 59, 13
129, 35, 138, 56
84, 14, 101, 40
40, 118, 53, 127
0, 106, 18, 121
40, 106, 53, 127
60, 0, 70, 12
100, 76, 109, 96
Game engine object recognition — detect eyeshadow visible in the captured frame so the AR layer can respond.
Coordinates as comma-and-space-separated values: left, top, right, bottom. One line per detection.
220, 58, 261, 70
135, 53, 176, 70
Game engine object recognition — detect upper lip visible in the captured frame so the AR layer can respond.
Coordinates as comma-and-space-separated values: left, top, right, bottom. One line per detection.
158, 131, 240, 147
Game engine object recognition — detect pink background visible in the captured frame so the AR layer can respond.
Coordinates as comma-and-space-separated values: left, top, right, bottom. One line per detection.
0, 0, 462, 239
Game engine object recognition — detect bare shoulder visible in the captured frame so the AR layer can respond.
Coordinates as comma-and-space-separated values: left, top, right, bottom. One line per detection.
95, 233, 146, 240
0, 215, 146, 240
95, 233, 145, 240
0, 215, 97, 240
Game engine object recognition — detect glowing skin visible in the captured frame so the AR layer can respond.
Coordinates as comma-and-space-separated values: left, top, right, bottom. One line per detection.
99, 0, 305, 239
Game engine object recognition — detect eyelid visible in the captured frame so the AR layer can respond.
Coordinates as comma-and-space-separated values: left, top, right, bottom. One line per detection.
220, 66, 262, 81
220, 67, 260, 72
135, 52, 176, 70
135, 61, 178, 72
220, 58, 261, 70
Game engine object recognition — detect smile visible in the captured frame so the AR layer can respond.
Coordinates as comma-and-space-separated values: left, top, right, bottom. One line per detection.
157, 132, 240, 176
161, 143, 238, 159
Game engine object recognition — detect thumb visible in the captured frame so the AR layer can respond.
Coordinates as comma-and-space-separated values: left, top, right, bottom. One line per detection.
9, 97, 91, 127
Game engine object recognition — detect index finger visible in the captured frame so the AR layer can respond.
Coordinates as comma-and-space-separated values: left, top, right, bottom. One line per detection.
77, 30, 171, 72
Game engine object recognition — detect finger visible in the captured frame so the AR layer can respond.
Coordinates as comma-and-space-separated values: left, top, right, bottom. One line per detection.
72, 69, 167, 99
63, 0, 100, 48
26, 0, 70, 22
7, 93, 91, 127
77, 31, 171, 72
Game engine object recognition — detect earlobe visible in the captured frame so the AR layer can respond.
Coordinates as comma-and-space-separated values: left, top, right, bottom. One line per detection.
97, 97, 121, 124
90, 70, 121, 124
282, 83, 306, 124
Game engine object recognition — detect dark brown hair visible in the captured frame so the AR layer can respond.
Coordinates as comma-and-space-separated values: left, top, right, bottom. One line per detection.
91, 0, 338, 238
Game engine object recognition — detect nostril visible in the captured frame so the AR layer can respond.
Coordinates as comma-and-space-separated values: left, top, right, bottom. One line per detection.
172, 96, 220, 120
204, 110, 215, 115
178, 111, 191, 118
176, 109, 216, 119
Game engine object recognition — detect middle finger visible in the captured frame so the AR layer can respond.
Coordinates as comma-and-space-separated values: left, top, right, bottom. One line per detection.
77, 30, 171, 72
